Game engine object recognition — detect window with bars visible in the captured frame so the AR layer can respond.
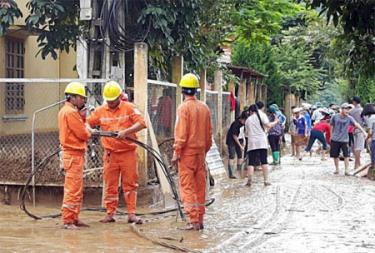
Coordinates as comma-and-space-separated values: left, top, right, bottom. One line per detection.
5, 38, 25, 114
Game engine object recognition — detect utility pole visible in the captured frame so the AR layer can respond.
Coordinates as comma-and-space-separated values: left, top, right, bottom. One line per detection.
79, 0, 127, 103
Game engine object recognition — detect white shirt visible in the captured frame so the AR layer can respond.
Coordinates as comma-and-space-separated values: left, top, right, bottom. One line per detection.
311, 109, 323, 122
365, 115, 375, 141
238, 126, 245, 140
245, 110, 270, 151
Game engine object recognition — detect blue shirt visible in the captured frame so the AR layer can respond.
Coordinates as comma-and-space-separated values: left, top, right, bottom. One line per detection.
304, 112, 312, 130
294, 116, 306, 135
276, 111, 286, 126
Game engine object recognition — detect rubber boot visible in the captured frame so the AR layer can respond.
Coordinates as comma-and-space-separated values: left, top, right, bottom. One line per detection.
271, 152, 279, 165
274, 151, 280, 164
228, 164, 236, 179
271, 152, 276, 165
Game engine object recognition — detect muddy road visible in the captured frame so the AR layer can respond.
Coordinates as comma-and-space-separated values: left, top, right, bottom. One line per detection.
1, 154, 375, 252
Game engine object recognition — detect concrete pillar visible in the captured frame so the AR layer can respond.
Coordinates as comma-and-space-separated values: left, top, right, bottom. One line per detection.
262, 84, 267, 104
199, 70, 207, 102
228, 79, 236, 122
257, 82, 263, 102
264, 85, 268, 103
214, 70, 223, 153
284, 91, 292, 121
286, 92, 297, 121
249, 79, 255, 104
134, 42, 148, 186
171, 56, 183, 108
239, 77, 246, 110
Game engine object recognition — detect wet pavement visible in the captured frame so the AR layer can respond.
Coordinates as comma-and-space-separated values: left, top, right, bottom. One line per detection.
1, 153, 375, 253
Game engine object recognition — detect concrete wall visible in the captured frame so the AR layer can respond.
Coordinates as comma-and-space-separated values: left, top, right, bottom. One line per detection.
0, 34, 77, 136
59, 50, 79, 98
14, 0, 28, 26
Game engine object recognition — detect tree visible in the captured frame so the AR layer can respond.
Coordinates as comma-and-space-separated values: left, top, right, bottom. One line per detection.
231, 42, 283, 105
0, 0, 22, 36
300, 0, 375, 103
232, 0, 302, 44
139, 0, 240, 78
0, 0, 238, 75
0, 0, 81, 59
231, 3, 323, 106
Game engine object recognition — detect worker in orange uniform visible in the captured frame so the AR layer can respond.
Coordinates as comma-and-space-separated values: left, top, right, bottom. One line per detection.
58, 82, 92, 229
87, 81, 146, 224
171, 73, 212, 231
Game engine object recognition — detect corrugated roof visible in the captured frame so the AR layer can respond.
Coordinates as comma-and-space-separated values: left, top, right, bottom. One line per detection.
227, 65, 266, 78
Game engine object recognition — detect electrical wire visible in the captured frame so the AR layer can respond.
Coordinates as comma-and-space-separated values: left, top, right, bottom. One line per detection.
20, 132, 214, 220
19, 148, 61, 220
91, 131, 185, 220
99, 0, 150, 51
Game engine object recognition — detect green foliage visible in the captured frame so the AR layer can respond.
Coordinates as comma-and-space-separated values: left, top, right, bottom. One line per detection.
275, 42, 321, 94
1, 0, 235, 69
25, 0, 81, 59
309, 80, 345, 107
0, 0, 22, 36
354, 78, 375, 103
231, 7, 324, 106
233, 0, 302, 44
231, 42, 283, 105
300, 0, 375, 77
139, 0, 238, 78
138, 0, 201, 78
302, 0, 375, 35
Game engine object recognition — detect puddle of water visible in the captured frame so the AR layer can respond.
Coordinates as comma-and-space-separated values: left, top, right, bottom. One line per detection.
1, 150, 375, 252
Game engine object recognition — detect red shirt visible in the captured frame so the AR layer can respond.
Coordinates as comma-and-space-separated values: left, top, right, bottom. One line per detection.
313, 120, 331, 144
348, 125, 354, 134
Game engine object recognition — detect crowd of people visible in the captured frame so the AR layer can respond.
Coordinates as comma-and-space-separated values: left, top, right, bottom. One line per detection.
58, 73, 375, 232
226, 96, 375, 185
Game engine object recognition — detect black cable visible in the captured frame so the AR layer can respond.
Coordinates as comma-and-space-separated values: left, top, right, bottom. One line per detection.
19, 148, 61, 220
125, 136, 185, 220
20, 133, 208, 221
98, 0, 150, 51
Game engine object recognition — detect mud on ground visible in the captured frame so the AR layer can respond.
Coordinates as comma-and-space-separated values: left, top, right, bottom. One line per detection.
1, 154, 375, 252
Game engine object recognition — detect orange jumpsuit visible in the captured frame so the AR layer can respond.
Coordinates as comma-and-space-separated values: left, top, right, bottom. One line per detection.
58, 102, 91, 225
87, 101, 146, 215
174, 96, 212, 224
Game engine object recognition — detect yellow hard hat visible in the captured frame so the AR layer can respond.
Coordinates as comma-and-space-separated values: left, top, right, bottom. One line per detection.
179, 73, 199, 88
103, 80, 122, 101
64, 82, 86, 97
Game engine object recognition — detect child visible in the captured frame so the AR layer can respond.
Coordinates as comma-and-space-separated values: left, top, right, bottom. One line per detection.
293, 107, 307, 160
